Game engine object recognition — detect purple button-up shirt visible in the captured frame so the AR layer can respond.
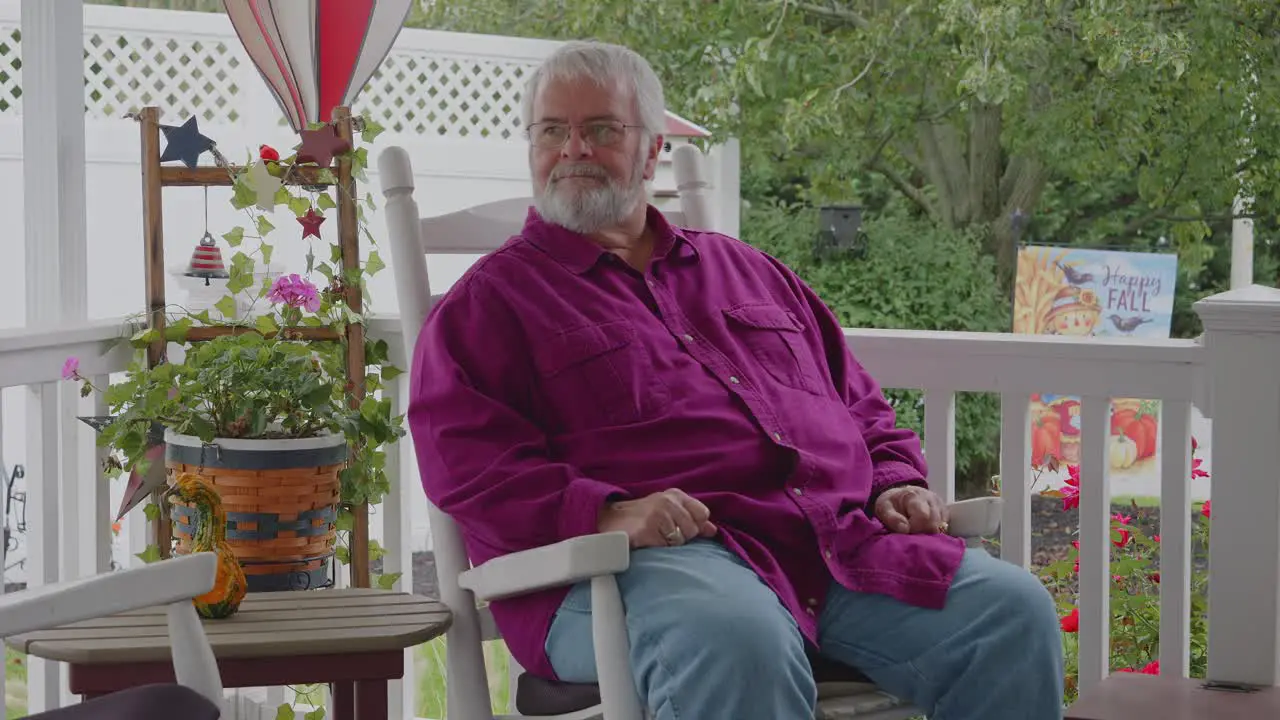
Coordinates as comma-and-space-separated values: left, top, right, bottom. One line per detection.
408, 206, 965, 680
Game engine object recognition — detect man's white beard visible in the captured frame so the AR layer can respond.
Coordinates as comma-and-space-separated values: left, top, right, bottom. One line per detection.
534, 159, 648, 234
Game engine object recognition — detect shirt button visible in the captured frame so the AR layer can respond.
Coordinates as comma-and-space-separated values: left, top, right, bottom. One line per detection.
683, 333, 694, 342
729, 375, 740, 384
805, 607, 816, 617
792, 487, 803, 496
772, 431, 782, 442
807, 597, 819, 606
824, 550, 833, 560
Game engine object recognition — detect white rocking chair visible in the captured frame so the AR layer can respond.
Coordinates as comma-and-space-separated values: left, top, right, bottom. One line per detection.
378, 143, 1002, 720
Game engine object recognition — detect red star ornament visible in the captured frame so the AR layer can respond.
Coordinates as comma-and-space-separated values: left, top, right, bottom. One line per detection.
295, 124, 351, 167
298, 208, 326, 239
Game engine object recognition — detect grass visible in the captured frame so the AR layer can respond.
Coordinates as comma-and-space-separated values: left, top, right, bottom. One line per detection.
1111, 494, 1161, 508
6, 647, 26, 720
416, 637, 511, 718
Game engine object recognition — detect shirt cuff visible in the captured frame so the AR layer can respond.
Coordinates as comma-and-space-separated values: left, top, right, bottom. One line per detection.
558, 476, 631, 541
870, 460, 929, 499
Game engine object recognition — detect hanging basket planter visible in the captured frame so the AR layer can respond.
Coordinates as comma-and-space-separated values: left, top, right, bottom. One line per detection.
164, 430, 346, 592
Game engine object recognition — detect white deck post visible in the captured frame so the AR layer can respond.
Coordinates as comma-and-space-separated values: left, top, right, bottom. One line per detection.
21, 0, 89, 712
1194, 285, 1280, 686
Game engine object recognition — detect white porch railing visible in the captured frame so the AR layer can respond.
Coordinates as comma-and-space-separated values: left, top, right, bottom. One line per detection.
4, 285, 1278, 718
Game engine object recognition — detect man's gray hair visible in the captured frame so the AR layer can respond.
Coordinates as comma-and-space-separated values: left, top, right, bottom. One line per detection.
521, 41, 666, 136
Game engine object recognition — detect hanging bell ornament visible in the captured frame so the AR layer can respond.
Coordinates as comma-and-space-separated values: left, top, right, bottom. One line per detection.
184, 231, 230, 286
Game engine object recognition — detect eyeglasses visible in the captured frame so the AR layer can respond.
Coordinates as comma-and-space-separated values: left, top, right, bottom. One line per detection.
525, 120, 644, 149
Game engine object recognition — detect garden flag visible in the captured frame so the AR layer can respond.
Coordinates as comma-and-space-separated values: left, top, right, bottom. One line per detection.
223, 0, 413, 133
1013, 245, 1180, 495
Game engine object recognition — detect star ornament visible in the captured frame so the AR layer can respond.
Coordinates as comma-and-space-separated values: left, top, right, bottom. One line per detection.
298, 208, 326, 239
159, 116, 216, 168
295, 123, 351, 168
76, 416, 168, 520
247, 160, 283, 211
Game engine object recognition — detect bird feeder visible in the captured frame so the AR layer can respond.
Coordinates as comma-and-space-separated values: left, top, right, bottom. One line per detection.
816, 204, 869, 259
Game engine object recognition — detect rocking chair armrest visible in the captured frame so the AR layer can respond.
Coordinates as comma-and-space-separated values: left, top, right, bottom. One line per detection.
0, 553, 217, 637
458, 531, 631, 602
945, 497, 1002, 538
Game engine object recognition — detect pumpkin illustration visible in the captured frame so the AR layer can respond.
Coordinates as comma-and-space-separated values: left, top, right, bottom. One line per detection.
1111, 400, 1159, 461
167, 472, 248, 619
1031, 412, 1062, 467
1109, 434, 1139, 470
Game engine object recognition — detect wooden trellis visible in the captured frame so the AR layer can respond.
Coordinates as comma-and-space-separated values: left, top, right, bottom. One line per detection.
135, 105, 371, 589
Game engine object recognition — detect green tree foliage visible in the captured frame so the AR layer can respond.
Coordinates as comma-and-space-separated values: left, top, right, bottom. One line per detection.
421, 0, 1279, 286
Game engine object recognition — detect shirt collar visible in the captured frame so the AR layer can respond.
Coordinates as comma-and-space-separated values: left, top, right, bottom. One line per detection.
522, 204, 700, 274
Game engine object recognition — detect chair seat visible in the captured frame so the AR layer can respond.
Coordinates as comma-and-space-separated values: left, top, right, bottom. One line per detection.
24, 684, 220, 720
515, 650, 888, 716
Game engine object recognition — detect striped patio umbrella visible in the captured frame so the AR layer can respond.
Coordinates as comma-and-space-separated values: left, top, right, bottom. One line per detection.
223, 0, 413, 133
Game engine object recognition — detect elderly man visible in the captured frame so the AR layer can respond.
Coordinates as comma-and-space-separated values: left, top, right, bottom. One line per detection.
409, 40, 1063, 719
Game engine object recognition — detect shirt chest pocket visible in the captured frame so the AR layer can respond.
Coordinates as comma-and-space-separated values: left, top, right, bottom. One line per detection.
532, 320, 670, 431
723, 304, 825, 395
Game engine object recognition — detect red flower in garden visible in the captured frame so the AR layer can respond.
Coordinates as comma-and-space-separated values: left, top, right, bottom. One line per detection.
259, 144, 280, 161
1202, 500, 1211, 519
1118, 660, 1160, 675
1061, 465, 1081, 510
1060, 608, 1079, 633
1192, 456, 1210, 479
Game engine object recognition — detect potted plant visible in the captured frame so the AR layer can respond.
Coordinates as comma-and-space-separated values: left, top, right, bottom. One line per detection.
65, 116, 405, 592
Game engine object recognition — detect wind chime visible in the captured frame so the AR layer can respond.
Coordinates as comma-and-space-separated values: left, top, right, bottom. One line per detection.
183, 187, 230, 286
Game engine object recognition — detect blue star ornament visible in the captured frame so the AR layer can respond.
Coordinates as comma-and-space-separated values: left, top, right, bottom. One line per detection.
159, 116, 216, 168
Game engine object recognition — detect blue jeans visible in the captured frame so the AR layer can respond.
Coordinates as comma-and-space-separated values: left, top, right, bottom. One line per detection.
545, 540, 1063, 719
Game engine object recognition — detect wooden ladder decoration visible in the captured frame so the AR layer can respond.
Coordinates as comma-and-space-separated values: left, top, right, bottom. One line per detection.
134, 105, 371, 589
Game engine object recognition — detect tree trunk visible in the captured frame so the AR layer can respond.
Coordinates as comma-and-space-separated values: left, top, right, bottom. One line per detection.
915, 120, 969, 228
897, 103, 1046, 286
991, 156, 1049, 287
968, 102, 1003, 223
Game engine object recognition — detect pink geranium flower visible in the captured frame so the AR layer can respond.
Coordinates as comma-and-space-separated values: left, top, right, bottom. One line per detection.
61, 356, 81, 380
267, 273, 321, 313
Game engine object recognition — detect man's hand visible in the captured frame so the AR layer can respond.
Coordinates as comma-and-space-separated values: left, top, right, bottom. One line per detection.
598, 489, 718, 549
874, 486, 950, 534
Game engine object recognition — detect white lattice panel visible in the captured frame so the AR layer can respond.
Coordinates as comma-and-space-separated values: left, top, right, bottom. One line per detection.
351, 51, 535, 139
83, 31, 242, 122
2, 5, 543, 139
0, 22, 17, 114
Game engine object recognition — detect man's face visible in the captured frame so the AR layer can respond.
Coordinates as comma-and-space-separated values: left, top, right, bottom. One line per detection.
528, 75, 662, 234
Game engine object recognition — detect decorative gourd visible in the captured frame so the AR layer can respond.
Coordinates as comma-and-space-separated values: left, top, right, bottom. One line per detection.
168, 472, 248, 619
